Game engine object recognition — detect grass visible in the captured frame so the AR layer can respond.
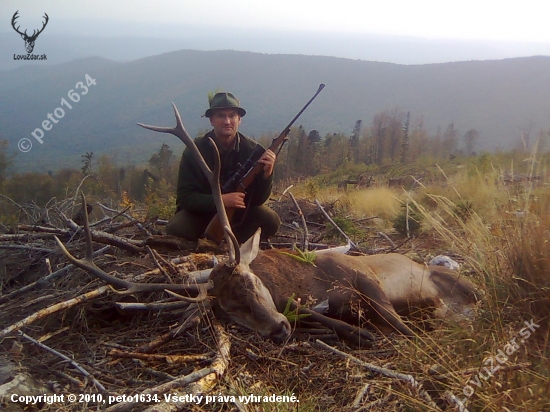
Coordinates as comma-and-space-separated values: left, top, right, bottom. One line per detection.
284, 153, 550, 410
406, 163, 550, 410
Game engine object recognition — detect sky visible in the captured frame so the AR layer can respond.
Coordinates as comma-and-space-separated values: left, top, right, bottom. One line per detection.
2, 0, 550, 43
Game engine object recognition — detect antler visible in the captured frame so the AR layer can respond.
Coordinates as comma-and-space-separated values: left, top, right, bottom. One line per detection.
30, 13, 49, 39
54, 192, 210, 300
11, 11, 49, 39
11, 11, 25, 36
137, 103, 240, 265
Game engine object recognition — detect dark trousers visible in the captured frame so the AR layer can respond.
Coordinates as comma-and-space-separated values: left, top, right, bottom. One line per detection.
166, 205, 280, 244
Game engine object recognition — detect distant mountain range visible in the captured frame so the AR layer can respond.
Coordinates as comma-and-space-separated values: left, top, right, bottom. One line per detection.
2, 22, 550, 69
1, 50, 549, 173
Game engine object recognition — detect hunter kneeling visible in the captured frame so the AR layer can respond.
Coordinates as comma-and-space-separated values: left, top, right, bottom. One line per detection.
166, 92, 281, 243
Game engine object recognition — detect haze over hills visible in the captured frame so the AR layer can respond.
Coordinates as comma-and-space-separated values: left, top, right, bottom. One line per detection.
2, 21, 550, 71
1, 49, 550, 173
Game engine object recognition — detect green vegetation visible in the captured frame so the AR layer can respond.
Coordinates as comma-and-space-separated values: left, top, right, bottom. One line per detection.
282, 293, 311, 323
278, 248, 317, 267
392, 201, 423, 236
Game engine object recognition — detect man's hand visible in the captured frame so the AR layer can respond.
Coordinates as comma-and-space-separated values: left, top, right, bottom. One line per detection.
222, 192, 246, 208
258, 149, 276, 178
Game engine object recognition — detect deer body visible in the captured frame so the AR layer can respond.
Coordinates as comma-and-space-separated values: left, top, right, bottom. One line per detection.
209, 233, 481, 341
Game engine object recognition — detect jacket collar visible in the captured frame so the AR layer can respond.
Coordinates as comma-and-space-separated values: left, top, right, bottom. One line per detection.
208, 130, 241, 153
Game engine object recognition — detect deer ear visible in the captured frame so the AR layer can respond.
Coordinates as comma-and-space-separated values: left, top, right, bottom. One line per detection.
240, 228, 261, 266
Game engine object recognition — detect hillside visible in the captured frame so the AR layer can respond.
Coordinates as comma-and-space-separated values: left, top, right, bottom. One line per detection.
1, 50, 550, 172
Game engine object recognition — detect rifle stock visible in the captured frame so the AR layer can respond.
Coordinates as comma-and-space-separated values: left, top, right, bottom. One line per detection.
204, 84, 325, 243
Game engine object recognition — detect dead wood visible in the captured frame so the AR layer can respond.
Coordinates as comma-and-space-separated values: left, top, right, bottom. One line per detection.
351, 382, 371, 408
316, 339, 442, 411
0, 286, 111, 339
0, 245, 110, 305
115, 300, 191, 312
0, 244, 59, 253
19, 331, 106, 392
14, 224, 70, 234
315, 199, 359, 250
185, 318, 231, 392
134, 315, 201, 354
108, 349, 213, 364
287, 191, 309, 250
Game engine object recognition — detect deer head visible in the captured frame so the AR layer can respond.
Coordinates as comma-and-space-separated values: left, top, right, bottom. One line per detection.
12, 11, 49, 54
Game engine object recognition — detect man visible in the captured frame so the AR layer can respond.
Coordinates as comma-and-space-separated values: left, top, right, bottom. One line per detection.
166, 92, 281, 243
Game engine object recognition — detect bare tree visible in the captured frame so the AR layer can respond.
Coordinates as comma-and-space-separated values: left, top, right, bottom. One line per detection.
463, 129, 480, 156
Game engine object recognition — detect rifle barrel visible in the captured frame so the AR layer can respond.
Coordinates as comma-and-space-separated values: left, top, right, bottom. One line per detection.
284, 84, 326, 132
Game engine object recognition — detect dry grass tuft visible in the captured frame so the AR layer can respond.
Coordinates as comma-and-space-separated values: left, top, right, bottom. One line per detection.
399, 159, 550, 411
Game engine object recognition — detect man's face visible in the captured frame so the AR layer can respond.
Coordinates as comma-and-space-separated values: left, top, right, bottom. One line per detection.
210, 109, 241, 145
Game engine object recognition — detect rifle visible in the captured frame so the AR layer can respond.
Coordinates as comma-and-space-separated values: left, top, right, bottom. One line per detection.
205, 83, 326, 243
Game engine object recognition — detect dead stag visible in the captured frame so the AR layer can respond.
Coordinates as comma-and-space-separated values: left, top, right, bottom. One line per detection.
55, 103, 481, 344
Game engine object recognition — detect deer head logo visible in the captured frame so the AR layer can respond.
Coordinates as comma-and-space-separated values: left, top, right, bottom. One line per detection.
11, 11, 49, 54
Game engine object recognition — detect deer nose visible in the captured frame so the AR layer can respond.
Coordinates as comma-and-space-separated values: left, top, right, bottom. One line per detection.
270, 318, 291, 342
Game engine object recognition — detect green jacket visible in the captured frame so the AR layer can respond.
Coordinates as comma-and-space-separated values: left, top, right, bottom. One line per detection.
175, 131, 273, 213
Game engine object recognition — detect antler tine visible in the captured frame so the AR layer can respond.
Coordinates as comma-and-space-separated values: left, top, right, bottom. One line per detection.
137, 103, 239, 263
11, 11, 25, 36
55, 192, 210, 297
32, 13, 49, 37
224, 226, 240, 265
138, 103, 214, 181
206, 138, 240, 265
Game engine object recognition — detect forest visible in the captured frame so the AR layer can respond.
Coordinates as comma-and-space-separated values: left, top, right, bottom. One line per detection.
3, 105, 546, 218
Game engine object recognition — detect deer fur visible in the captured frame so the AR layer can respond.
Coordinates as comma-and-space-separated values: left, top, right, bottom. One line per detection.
209, 230, 481, 342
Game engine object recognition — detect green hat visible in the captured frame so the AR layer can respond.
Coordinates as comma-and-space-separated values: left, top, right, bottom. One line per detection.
204, 92, 246, 118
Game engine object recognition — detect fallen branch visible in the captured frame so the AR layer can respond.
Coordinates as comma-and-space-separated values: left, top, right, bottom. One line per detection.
98, 202, 152, 237
351, 383, 371, 408
109, 349, 213, 364
0, 244, 59, 253
107, 367, 216, 412
115, 300, 190, 312
378, 231, 397, 249
19, 331, 106, 392
0, 233, 65, 241
187, 319, 231, 393
315, 339, 441, 411
146, 245, 170, 280
1, 225, 144, 253
15, 224, 70, 234
137, 315, 202, 353
88, 229, 144, 253
288, 192, 309, 250
314, 199, 359, 250
0, 286, 111, 339
0, 245, 110, 305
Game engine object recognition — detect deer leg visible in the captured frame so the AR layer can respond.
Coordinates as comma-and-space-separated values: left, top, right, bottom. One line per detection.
289, 302, 375, 344
354, 276, 416, 338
